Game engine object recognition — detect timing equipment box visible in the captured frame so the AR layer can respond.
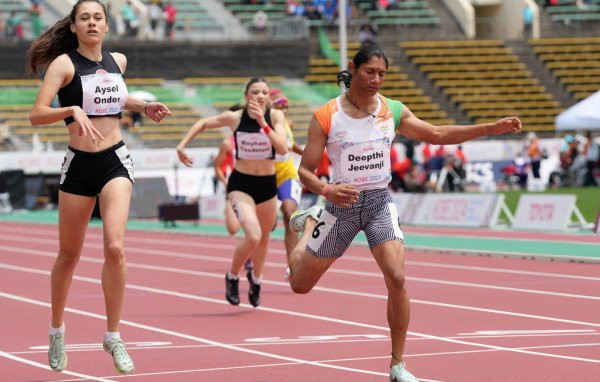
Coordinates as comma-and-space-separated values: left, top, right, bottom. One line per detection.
158, 202, 199, 226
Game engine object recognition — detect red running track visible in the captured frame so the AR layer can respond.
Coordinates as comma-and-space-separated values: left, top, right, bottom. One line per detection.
0, 221, 599, 381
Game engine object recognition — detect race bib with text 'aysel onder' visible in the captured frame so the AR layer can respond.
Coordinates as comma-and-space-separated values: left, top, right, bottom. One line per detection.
81, 71, 127, 116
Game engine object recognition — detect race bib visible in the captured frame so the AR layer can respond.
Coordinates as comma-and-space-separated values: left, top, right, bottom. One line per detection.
340, 140, 391, 186
236, 131, 273, 160
81, 71, 127, 116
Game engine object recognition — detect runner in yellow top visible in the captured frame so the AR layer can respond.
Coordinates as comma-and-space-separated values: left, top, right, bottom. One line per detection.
270, 89, 303, 277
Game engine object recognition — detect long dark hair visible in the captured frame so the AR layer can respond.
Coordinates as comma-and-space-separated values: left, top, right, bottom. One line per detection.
337, 43, 389, 90
25, 0, 107, 76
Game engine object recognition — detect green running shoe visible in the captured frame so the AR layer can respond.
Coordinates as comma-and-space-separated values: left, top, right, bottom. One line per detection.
289, 205, 323, 232
103, 338, 135, 374
48, 332, 67, 372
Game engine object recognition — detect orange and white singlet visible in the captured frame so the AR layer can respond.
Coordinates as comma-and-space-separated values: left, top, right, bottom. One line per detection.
314, 95, 399, 190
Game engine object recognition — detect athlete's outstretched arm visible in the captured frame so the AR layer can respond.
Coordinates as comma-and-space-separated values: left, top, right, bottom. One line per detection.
176, 110, 238, 167
397, 105, 521, 145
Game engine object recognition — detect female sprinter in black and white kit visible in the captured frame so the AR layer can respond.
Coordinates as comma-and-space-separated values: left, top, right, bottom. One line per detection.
286, 43, 522, 382
176, 77, 288, 308
27, 0, 171, 374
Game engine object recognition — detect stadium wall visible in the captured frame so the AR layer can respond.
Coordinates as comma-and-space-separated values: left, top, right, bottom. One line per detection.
0, 40, 311, 79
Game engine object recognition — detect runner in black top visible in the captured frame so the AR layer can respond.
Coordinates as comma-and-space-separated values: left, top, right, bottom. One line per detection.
26, 0, 171, 374
176, 77, 288, 307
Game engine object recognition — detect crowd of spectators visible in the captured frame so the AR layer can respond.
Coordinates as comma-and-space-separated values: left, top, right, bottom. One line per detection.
286, 0, 357, 22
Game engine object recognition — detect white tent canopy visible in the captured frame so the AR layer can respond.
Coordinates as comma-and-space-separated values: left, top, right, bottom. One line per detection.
556, 90, 600, 131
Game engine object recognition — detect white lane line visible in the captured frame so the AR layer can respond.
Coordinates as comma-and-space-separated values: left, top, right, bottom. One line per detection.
1, 264, 600, 364
2, 231, 599, 282
0, 291, 387, 378
1, 239, 599, 303
1, 247, 600, 328
0, 349, 116, 381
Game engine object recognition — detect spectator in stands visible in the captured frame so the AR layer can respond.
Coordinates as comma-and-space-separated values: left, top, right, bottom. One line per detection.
162, 1, 176, 40
176, 77, 288, 308
25, 0, 171, 374
304, 4, 322, 19
322, 0, 337, 23
146, 1, 163, 39
0, 10, 4, 38
6, 11, 24, 40
121, 0, 138, 37
252, 10, 268, 36
285, 43, 521, 382
29, 2, 44, 38
358, 24, 377, 46
522, 4, 533, 39
583, 131, 599, 186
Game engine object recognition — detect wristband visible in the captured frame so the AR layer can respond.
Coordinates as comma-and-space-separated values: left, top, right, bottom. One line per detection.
261, 125, 272, 134
322, 184, 332, 198
144, 102, 149, 115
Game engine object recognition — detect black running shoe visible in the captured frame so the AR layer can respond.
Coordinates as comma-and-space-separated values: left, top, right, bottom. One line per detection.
244, 259, 254, 271
225, 274, 240, 305
247, 270, 261, 307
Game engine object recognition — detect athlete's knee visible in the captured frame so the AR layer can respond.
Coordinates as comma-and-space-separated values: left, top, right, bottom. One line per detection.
56, 249, 81, 270
244, 231, 261, 248
104, 242, 126, 264
289, 276, 314, 294
386, 268, 406, 291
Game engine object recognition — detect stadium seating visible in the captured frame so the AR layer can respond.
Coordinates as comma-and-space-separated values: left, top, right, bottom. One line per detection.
220, 0, 287, 29
530, 37, 600, 101
363, 1, 441, 29
171, 0, 223, 33
401, 39, 562, 132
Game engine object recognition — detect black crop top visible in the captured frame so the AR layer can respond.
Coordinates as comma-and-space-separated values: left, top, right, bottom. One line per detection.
234, 108, 276, 160
58, 50, 128, 125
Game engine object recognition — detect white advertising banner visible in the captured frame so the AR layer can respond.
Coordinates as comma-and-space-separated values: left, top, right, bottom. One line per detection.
410, 193, 503, 227
390, 193, 421, 223
136, 167, 214, 199
0, 148, 217, 174
512, 194, 577, 231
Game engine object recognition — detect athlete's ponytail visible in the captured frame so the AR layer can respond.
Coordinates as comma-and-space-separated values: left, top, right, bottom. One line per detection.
337, 70, 352, 90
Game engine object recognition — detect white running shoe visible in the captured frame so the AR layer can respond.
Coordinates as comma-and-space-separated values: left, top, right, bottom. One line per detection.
289, 205, 323, 232
103, 338, 135, 374
284, 266, 290, 281
390, 361, 419, 382
48, 333, 67, 372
